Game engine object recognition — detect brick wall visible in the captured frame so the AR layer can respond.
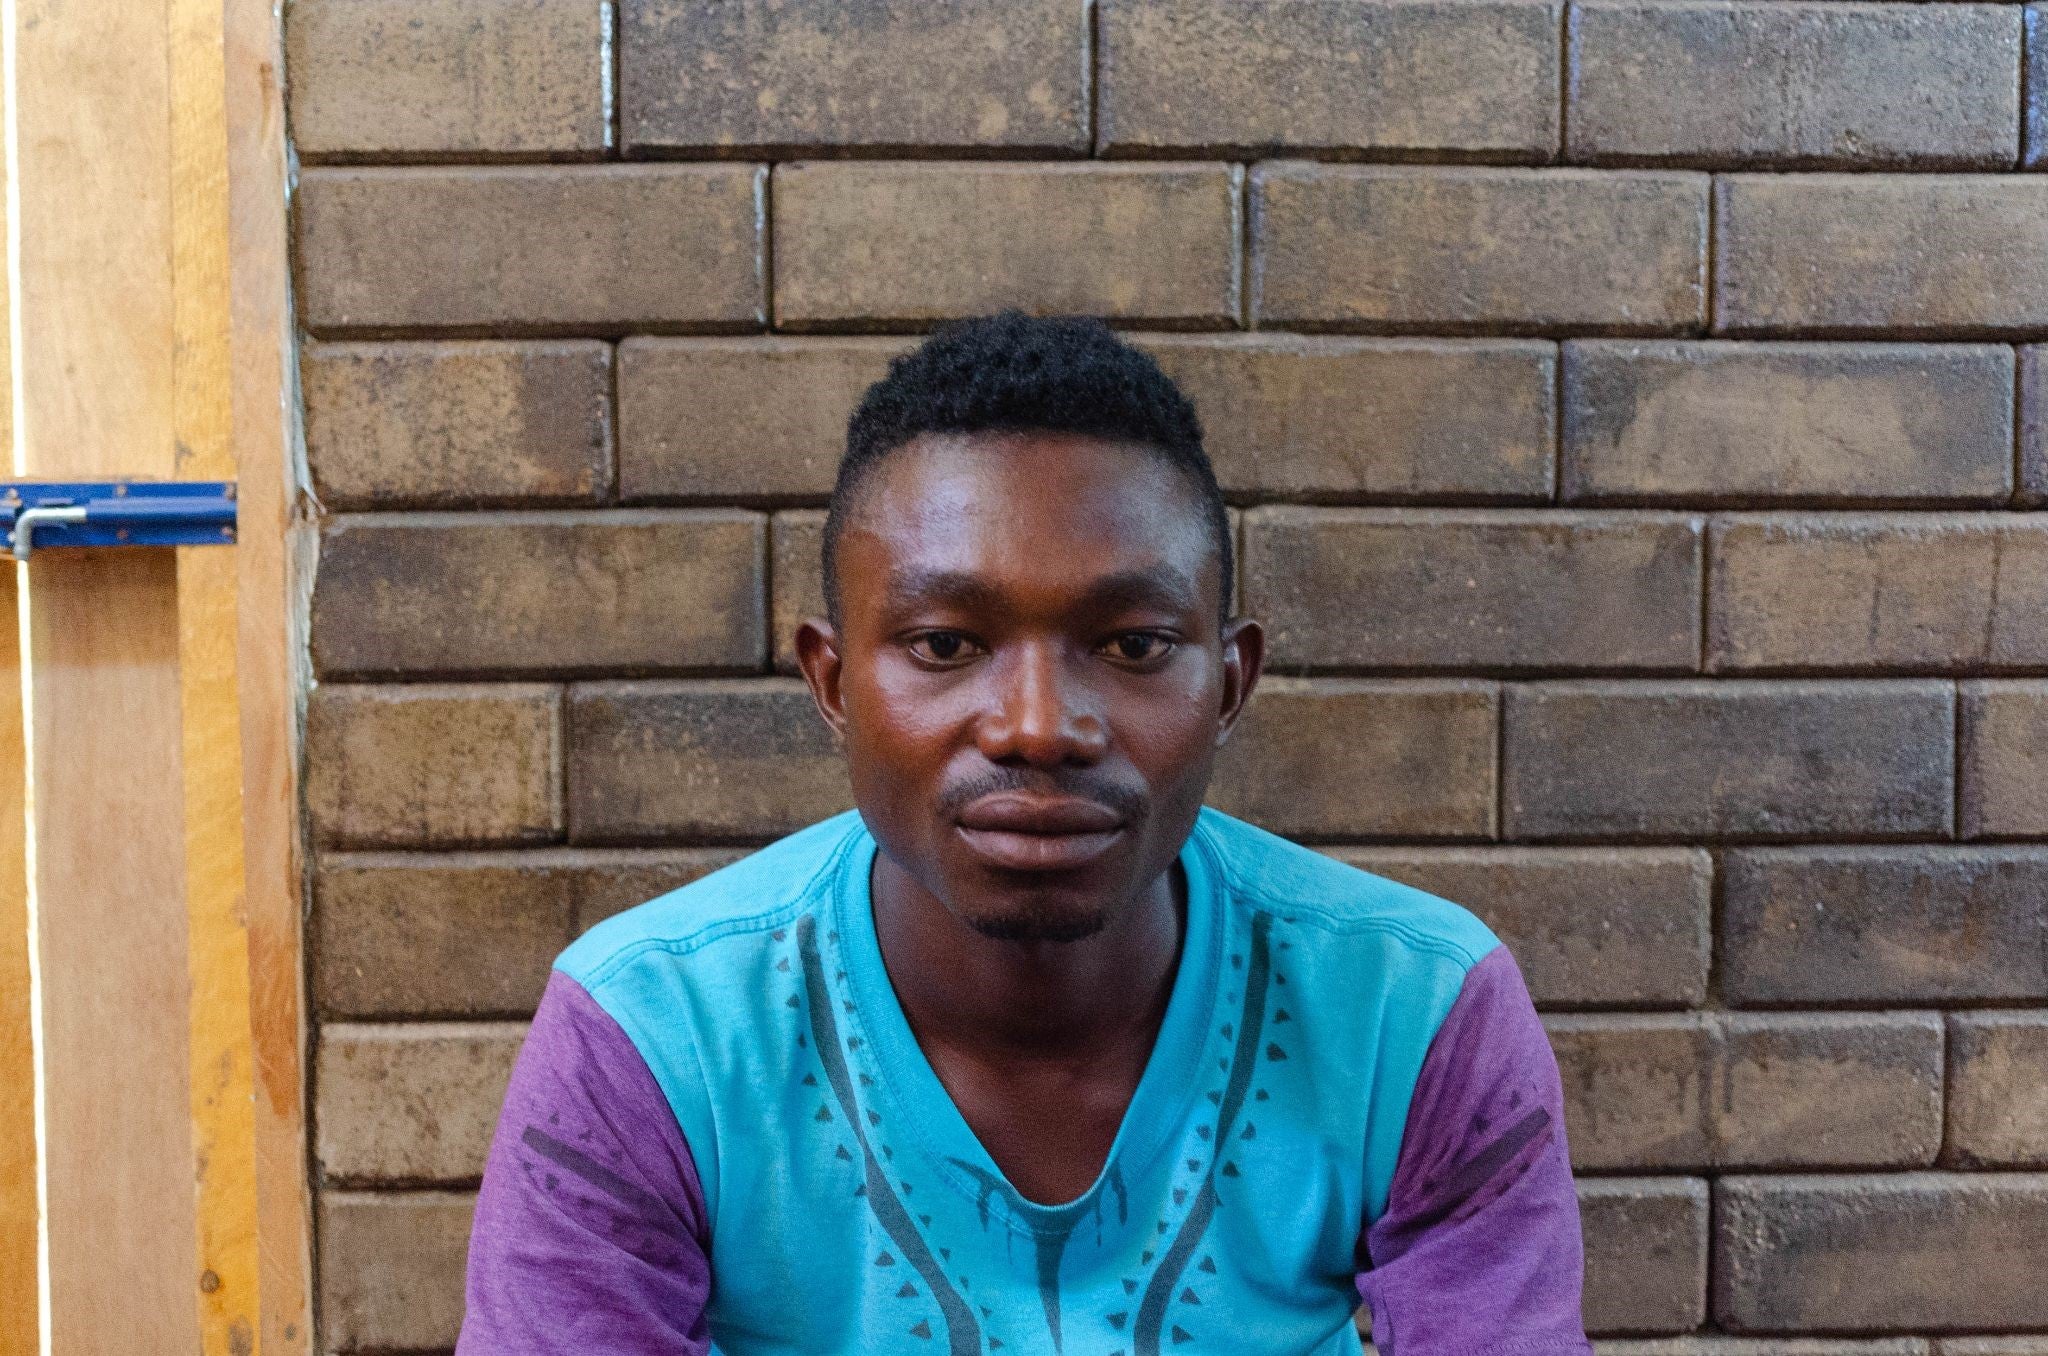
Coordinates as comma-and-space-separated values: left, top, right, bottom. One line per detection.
285, 1, 2048, 1351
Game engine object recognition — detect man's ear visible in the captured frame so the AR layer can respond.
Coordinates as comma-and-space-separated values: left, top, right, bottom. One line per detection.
794, 617, 850, 741
1214, 617, 1265, 746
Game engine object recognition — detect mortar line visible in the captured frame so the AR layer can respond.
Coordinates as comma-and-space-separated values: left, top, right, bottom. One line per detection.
1556, 0, 1571, 165
2017, 7, 2031, 171
605, 337, 622, 505
1704, 846, 1724, 1012
1935, 1008, 1955, 1169
2013, 344, 2026, 509
1952, 677, 1965, 842
758, 164, 775, 334
554, 682, 573, 851
1702, 173, 1718, 337
1085, 0, 1101, 156
1494, 679, 1510, 844
1235, 162, 1251, 331
602, 0, 619, 158
1551, 341, 1565, 504
757, 506, 775, 674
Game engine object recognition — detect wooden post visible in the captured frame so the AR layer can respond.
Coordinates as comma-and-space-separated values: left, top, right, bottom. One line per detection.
223, 0, 314, 1343
0, 564, 34, 1355
0, 6, 35, 1340
0, 0, 307, 1347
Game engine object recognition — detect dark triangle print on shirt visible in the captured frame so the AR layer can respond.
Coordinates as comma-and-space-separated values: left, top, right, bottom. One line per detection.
798, 914, 983, 1356
1129, 911, 1278, 1356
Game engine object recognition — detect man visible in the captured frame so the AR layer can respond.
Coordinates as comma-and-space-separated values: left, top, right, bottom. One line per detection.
459, 312, 1591, 1355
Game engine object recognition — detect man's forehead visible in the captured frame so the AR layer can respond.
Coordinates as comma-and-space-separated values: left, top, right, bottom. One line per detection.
838, 432, 1220, 609
853, 430, 1197, 525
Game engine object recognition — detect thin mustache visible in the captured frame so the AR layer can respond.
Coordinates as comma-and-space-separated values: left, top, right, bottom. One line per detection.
937, 768, 1145, 823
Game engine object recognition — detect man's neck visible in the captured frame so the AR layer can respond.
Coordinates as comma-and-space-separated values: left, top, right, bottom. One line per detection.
868, 851, 1186, 1063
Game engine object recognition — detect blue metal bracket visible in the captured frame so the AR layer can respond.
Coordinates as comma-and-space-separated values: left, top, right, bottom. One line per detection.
1, 481, 237, 560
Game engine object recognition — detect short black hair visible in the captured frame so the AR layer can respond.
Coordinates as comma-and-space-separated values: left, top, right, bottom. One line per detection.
824, 311, 1231, 626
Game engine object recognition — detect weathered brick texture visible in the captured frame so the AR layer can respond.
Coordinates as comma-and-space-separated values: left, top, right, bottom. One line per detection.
286, 0, 613, 159
2022, 347, 2048, 504
314, 855, 571, 1019
318, 1191, 475, 1351
1504, 681, 1954, 841
1547, 1012, 1943, 1170
311, 511, 767, 677
1099, 0, 1561, 161
1146, 336, 1556, 501
316, 1023, 526, 1184
289, 0, 2048, 1345
1245, 507, 1701, 671
1253, 164, 1708, 334
1332, 847, 1710, 1009
568, 680, 851, 841
297, 165, 765, 334
1721, 848, 2048, 1004
1945, 1012, 2048, 1168
619, 338, 905, 502
1715, 176, 2048, 335
773, 163, 1242, 330
1600, 1344, 1932, 1356
1207, 679, 1498, 839
1709, 516, 2048, 671
1561, 342, 2015, 505
1715, 1174, 2048, 1331
1579, 1177, 1709, 1334
1566, 2, 2021, 170
621, 0, 1087, 155
1960, 681, 2048, 838
303, 340, 614, 509
305, 683, 562, 849
770, 510, 827, 673
314, 849, 743, 1019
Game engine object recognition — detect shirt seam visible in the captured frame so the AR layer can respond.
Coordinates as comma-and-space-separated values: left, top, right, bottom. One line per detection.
570, 822, 865, 1233
576, 967, 725, 1233
1464, 1338, 1595, 1356
550, 971, 715, 1243
1197, 820, 1494, 970
571, 823, 858, 993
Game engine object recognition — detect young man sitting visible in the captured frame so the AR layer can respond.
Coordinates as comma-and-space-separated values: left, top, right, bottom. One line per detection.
458, 312, 1592, 1356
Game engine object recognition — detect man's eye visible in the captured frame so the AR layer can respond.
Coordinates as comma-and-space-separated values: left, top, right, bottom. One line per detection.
1100, 632, 1174, 665
907, 630, 981, 664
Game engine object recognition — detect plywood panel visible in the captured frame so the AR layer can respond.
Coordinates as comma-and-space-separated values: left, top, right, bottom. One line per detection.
15, 0, 206, 1348
15, 0, 177, 478
0, 2, 37, 1339
171, 0, 268, 1346
27, 552, 201, 1355
0, 568, 37, 1356
180, 543, 259, 1353
5, 0, 306, 1344
223, 0, 314, 1341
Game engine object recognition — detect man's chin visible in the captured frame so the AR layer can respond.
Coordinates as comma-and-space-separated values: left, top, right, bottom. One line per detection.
956, 901, 1111, 945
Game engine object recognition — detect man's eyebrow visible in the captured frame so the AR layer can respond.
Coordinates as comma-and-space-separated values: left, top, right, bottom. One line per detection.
1072, 568, 1202, 616
880, 566, 1202, 616
882, 567, 1007, 612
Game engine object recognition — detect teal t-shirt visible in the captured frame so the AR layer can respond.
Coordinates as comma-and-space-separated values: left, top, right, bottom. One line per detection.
542, 806, 1504, 1356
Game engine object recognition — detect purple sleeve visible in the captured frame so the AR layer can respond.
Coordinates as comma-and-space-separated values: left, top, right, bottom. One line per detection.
1355, 945, 1592, 1356
457, 969, 712, 1355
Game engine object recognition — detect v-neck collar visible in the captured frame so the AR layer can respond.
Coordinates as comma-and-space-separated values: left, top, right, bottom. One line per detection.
829, 815, 1226, 1239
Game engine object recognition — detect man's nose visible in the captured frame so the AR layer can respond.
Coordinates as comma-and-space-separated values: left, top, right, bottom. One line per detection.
974, 640, 1108, 766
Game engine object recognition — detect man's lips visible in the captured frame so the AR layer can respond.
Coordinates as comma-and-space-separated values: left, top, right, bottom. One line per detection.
954, 793, 1125, 871
956, 792, 1122, 834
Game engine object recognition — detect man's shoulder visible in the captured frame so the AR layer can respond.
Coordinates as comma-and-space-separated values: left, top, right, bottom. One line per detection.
1193, 806, 1501, 971
556, 809, 865, 995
